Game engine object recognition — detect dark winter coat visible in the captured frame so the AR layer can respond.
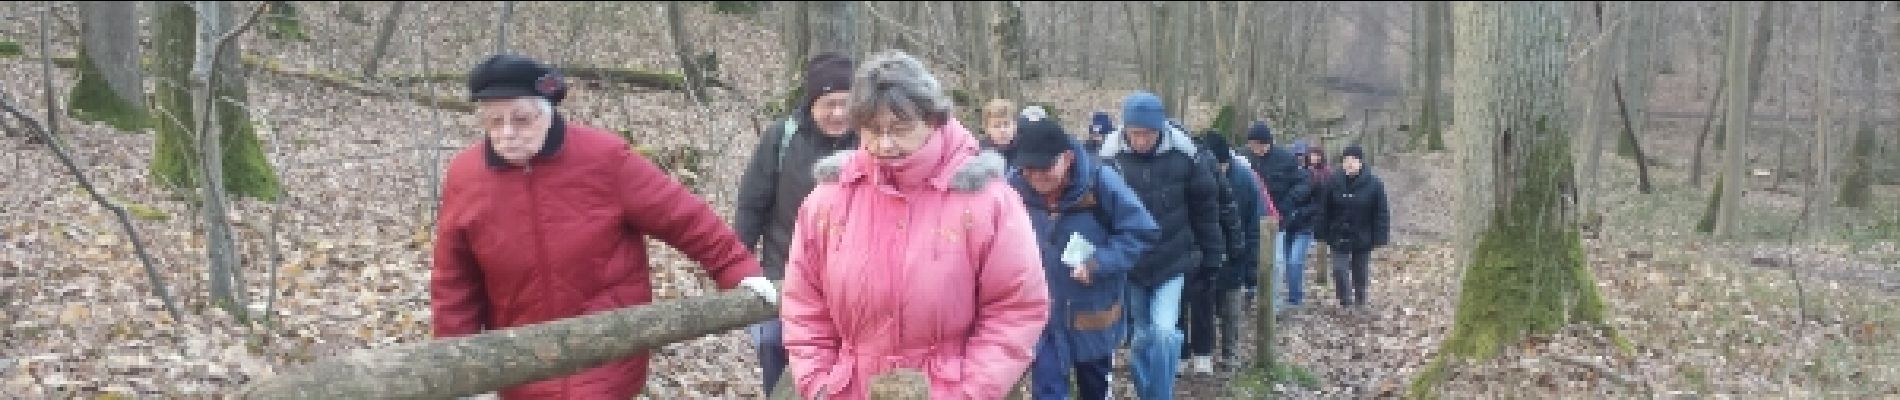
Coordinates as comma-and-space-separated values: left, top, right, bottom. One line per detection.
1009, 136, 1160, 365
1317, 169, 1392, 253
1098, 127, 1228, 288
1220, 156, 1266, 290
1248, 146, 1316, 233
734, 109, 858, 280
432, 116, 762, 399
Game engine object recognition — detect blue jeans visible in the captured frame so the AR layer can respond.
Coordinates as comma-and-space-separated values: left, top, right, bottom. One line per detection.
746, 319, 788, 396
1277, 232, 1316, 305
1127, 276, 1185, 400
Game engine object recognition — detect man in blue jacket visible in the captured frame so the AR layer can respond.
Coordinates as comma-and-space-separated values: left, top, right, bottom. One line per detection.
1011, 116, 1160, 399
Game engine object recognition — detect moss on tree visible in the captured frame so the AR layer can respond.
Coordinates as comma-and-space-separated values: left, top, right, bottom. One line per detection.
708, 1, 763, 15
1417, 106, 1446, 151
0, 39, 22, 57
264, 1, 310, 41
1414, 121, 1615, 398
1212, 104, 1237, 140
149, 1, 281, 201
1697, 176, 1723, 233
67, 45, 149, 132
1837, 125, 1876, 208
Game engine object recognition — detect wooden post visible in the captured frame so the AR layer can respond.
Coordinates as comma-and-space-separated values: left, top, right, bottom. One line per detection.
1255, 220, 1278, 371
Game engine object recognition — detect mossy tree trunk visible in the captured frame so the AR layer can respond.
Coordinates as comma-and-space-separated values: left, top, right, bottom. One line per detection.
1838, 125, 1876, 208
1421, 2, 1611, 395
1810, 1, 1837, 237
1839, 4, 1881, 209
70, 1, 148, 132
151, 0, 281, 201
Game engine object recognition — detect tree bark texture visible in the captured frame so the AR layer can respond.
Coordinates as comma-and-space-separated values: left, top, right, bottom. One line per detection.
69, 1, 147, 131
666, 1, 709, 103
150, 1, 281, 201
1439, 1, 1608, 366
1714, 2, 1753, 237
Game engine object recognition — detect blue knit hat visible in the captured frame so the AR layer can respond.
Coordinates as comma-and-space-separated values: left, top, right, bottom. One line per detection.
1121, 92, 1169, 132
1247, 121, 1274, 143
1089, 111, 1115, 137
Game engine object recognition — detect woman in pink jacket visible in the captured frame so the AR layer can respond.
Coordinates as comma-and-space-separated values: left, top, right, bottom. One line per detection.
780, 50, 1052, 399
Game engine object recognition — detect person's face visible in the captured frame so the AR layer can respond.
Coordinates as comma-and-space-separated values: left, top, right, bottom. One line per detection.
859, 109, 936, 160
1125, 127, 1160, 154
810, 92, 852, 137
1246, 140, 1270, 156
1024, 151, 1073, 195
1343, 155, 1364, 175
1307, 152, 1322, 165
985, 116, 1017, 147
477, 98, 552, 166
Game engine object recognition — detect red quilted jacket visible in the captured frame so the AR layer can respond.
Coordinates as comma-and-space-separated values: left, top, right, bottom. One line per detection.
431, 117, 761, 399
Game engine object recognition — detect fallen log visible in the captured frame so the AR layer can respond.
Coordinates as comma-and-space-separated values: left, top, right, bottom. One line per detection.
235, 289, 775, 399
240, 55, 475, 112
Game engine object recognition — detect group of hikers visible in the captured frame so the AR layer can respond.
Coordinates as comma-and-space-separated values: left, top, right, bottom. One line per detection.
429, 50, 1390, 399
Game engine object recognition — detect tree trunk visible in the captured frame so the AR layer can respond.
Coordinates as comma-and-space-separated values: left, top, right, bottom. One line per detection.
1171, 1, 1191, 121
1712, 2, 1753, 237
360, 1, 408, 80
69, 1, 148, 132
150, 0, 281, 200
1419, 0, 1447, 151
666, 1, 709, 103
783, 1, 810, 82
493, 1, 515, 54
1611, 77, 1652, 193
1688, 80, 1724, 188
1838, 3, 1879, 209
237, 290, 775, 399
810, 1, 856, 58
1616, 0, 1661, 159
1583, 1, 1615, 213
1713, 2, 1775, 151
990, 1, 1021, 102
1427, 5, 1607, 391
1810, 1, 1836, 237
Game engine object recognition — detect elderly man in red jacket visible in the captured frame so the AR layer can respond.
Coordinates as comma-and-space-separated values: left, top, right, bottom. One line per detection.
431, 54, 776, 399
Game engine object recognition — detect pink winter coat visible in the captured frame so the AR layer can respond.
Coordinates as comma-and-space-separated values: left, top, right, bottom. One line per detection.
781, 118, 1051, 399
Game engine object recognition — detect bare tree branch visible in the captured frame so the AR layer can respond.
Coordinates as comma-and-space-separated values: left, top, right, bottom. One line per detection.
0, 91, 184, 324
862, 2, 965, 70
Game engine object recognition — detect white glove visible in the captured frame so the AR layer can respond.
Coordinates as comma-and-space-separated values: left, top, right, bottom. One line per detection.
740, 276, 779, 306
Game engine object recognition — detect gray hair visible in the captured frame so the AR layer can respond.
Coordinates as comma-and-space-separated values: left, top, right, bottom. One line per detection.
847, 50, 952, 127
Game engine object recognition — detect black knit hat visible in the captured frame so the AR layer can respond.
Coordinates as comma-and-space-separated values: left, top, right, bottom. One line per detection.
467, 54, 567, 105
804, 52, 854, 109
1202, 131, 1234, 160
1013, 118, 1073, 170
1341, 145, 1366, 160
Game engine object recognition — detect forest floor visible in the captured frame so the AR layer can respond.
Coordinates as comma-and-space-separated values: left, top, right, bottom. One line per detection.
3, 2, 1897, 399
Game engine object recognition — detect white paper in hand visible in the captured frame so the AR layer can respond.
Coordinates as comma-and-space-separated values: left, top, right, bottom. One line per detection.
1061, 232, 1096, 267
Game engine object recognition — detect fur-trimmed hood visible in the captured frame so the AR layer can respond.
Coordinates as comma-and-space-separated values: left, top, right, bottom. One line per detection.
812, 118, 1005, 192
